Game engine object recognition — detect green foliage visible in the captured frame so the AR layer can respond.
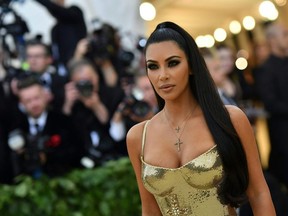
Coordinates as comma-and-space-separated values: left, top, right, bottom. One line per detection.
0, 157, 141, 216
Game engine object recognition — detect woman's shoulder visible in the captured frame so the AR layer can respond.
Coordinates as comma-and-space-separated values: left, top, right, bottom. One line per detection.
126, 120, 150, 156
127, 112, 161, 139
225, 105, 251, 131
126, 112, 161, 147
127, 121, 148, 142
225, 105, 246, 119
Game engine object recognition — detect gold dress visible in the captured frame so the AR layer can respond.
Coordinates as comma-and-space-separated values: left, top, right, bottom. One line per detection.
141, 121, 236, 216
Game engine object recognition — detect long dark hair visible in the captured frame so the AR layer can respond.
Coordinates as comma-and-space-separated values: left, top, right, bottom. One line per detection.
144, 21, 249, 207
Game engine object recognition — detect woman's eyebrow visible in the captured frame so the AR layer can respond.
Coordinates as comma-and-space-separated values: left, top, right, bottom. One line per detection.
146, 55, 181, 63
165, 55, 181, 62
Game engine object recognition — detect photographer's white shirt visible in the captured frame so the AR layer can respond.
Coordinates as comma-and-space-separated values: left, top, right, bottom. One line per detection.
28, 111, 48, 135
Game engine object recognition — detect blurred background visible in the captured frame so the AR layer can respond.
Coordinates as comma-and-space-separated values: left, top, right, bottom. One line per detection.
1, 0, 288, 215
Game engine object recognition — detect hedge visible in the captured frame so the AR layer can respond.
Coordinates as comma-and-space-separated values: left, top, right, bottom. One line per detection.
0, 157, 141, 216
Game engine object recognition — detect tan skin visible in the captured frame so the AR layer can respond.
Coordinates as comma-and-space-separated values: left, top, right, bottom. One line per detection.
126, 41, 276, 216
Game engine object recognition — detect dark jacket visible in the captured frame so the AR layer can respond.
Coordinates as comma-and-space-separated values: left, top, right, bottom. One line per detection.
36, 0, 87, 65
9, 109, 84, 177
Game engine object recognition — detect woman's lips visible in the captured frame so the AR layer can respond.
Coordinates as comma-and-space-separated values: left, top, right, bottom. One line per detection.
159, 84, 175, 92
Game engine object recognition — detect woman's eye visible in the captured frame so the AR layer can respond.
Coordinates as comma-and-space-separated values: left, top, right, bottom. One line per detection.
168, 60, 180, 67
147, 64, 158, 70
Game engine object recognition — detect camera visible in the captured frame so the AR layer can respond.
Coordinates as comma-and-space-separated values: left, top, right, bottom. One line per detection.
85, 23, 134, 67
1, 0, 29, 73
8, 130, 53, 177
85, 23, 117, 61
0, 1, 28, 36
75, 80, 94, 97
120, 87, 152, 119
125, 95, 151, 118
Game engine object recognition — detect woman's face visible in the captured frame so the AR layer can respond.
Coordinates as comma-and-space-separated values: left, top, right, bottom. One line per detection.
145, 41, 191, 101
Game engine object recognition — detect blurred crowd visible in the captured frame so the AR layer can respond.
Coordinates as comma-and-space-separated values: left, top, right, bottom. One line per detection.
1, 3, 288, 212
200, 21, 288, 215
0, 0, 158, 183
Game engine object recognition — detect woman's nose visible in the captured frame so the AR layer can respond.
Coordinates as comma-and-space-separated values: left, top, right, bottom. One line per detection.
159, 68, 169, 81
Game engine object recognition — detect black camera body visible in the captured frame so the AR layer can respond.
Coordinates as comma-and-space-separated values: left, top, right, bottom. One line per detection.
8, 130, 50, 177
0, 1, 29, 36
86, 34, 115, 60
118, 94, 152, 131
22, 134, 49, 174
122, 94, 151, 118
129, 97, 151, 118
86, 24, 117, 61
85, 23, 134, 67
75, 80, 94, 97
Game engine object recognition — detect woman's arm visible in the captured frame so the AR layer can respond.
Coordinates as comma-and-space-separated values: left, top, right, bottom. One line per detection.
126, 122, 162, 216
227, 105, 276, 216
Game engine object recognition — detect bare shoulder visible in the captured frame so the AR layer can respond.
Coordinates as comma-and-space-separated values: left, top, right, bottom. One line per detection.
226, 105, 248, 121
126, 121, 148, 154
225, 105, 251, 133
127, 121, 147, 142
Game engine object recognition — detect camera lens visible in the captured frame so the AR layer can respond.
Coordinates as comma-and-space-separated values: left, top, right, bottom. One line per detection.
75, 80, 93, 97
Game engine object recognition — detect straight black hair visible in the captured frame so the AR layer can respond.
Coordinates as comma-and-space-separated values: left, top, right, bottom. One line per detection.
144, 21, 249, 207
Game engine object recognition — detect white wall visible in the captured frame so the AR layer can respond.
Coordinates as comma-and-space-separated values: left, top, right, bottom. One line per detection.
9, 0, 145, 48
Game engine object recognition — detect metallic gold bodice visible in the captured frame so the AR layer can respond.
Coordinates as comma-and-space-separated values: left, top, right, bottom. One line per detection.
141, 121, 234, 216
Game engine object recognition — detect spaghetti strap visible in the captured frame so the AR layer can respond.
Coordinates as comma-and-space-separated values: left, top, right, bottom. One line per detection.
141, 120, 150, 159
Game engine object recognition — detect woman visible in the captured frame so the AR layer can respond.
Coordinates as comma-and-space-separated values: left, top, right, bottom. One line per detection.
126, 21, 275, 216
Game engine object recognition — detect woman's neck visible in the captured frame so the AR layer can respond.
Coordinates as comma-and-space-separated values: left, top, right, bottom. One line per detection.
163, 98, 197, 122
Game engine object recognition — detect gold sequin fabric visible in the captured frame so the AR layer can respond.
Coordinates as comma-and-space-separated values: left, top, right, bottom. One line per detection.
141, 121, 235, 216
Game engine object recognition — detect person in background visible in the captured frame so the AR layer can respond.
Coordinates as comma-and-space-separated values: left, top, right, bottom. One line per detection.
203, 46, 288, 216
215, 44, 243, 103
10, 40, 67, 113
201, 47, 237, 106
110, 73, 157, 156
8, 75, 82, 178
72, 23, 135, 88
126, 21, 275, 216
254, 21, 288, 191
34, 0, 87, 67
63, 58, 124, 167
216, 44, 259, 122
135, 73, 158, 114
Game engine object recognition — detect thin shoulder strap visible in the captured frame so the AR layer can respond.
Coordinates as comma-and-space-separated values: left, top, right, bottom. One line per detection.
141, 120, 150, 158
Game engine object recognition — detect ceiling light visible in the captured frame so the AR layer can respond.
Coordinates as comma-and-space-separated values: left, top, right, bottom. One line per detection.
195, 35, 206, 48
139, 2, 156, 21
204, 34, 215, 48
229, 20, 241, 34
259, 1, 279, 20
243, 16, 256, 31
214, 28, 227, 42
235, 57, 248, 70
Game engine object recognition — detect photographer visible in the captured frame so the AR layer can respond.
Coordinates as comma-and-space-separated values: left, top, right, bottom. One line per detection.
7, 40, 67, 114
110, 73, 157, 156
73, 23, 134, 88
8, 75, 83, 178
63, 58, 124, 167
34, 0, 87, 66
